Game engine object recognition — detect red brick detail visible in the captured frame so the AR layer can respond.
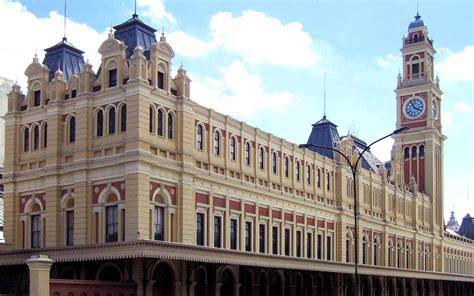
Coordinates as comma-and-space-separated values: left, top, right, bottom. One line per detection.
213, 196, 225, 207
296, 215, 304, 224
229, 200, 241, 210
272, 209, 281, 219
245, 203, 256, 214
19, 193, 46, 213
195, 193, 209, 204
259, 207, 269, 217
327, 222, 334, 230
92, 181, 126, 204
51, 279, 137, 296
317, 219, 324, 228
62, 113, 76, 122
60, 188, 75, 197
284, 212, 293, 222
307, 217, 315, 226
149, 182, 177, 205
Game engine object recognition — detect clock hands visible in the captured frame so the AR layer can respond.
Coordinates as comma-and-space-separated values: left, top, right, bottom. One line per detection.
409, 101, 423, 112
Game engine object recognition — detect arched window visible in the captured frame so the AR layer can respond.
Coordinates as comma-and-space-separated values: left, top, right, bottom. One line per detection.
69, 117, 76, 143
149, 107, 154, 133
419, 145, 424, 158
411, 56, 420, 78
307, 165, 311, 185
411, 146, 417, 158
259, 147, 265, 170
196, 124, 203, 150
404, 147, 410, 160
43, 123, 48, 148
108, 108, 115, 135
167, 112, 174, 139
230, 136, 236, 161
413, 33, 419, 43
214, 130, 221, 156
96, 110, 104, 137
388, 240, 394, 267
362, 235, 368, 264
296, 161, 301, 181
120, 104, 127, 132
406, 243, 412, 269
157, 109, 164, 136
272, 152, 277, 174
284, 157, 289, 178
23, 127, 30, 152
33, 125, 40, 150
397, 241, 403, 268
374, 236, 381, 266
245, 142, 251, 165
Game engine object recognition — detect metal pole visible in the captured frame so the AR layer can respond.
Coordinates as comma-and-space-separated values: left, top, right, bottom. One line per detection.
300, 126, 408, 296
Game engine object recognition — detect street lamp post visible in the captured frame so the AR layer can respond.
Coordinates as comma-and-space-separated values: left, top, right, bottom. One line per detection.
300, 126, 408, 296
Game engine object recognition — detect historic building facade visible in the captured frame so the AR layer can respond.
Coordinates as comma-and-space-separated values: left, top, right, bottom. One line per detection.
0, 12, 472, 296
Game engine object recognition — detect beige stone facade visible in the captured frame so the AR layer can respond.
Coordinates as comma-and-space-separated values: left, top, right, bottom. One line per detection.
0, 12, 472, 296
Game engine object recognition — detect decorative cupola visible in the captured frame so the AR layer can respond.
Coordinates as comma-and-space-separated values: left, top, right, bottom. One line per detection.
43, 37, 85, 81
51, 67, 67, 101
149, 31, 175, 93
172, 64, 191, 98
7, 82, 24, 112
79, 60, 95, 93
113, 14, 157, 59
98, 29, 128, 90
129, 46, 147, 82
24, 54, 50, 108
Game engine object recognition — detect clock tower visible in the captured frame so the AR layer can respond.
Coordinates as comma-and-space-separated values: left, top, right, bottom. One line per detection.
394, 13, 444, 232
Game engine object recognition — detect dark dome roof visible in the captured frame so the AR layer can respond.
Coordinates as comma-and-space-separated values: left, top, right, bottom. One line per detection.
408, 13, 424, 30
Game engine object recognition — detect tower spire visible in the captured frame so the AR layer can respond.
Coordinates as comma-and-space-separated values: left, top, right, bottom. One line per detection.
133, 0, 138, 18
323, 71, 327, 118
63, 0, 67, 41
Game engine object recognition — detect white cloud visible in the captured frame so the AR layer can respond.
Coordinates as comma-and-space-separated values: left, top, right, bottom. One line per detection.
376, 53, 402, 68
454, 101, 472, 113
169, 10, 319, 68
0, 0, 107, 88
167, 31, 212, 58
137, 0, 176, 25
370, 137, 394, 162
192, 60, 300, 118
437, 46, 474, 81
442, 110, 453, 126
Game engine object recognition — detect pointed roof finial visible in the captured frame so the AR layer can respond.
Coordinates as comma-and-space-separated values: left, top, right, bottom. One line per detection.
63, 0, 67, 41
160, 27, 166, 42
323, 71, 327, 119
133, 0, 138, 18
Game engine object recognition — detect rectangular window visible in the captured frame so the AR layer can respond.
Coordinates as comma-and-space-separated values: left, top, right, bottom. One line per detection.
245, 221, 252, 251
196, 213, 205, 246
272, 226, 278, 255
412, 63, 420, 75
66, 211, 74, 246
214, 216, 222, 248
296, 230, 302, 257
326, 235, 332, 260
317, 234, 323, 259
346, 240, 351, 262
259, 224, 266, 253
105, 205, 118, 242
71, 89, 77, 98
158, 71, 164, 89
154, 206, 164, 241
31, 214, 41, 248
230, 219, 238, 250
307, 232, 312, 258
34, 90, 41, 107
284, 228, 290, 256
109, 69, 117, 87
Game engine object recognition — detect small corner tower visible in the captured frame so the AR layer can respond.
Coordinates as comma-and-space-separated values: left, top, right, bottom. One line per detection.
394, 13, 445, 232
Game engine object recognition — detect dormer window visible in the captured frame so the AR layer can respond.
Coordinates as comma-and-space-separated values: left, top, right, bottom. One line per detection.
34, 90, 41, 107
108, 69, 117, 87
413, 33, 419, 43
157, 71, 165, 90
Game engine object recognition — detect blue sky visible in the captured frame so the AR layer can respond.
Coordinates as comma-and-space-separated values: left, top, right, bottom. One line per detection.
0, 0, 472, 223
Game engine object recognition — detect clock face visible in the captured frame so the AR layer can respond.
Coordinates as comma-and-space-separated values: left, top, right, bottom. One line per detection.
404, 96, 425, 119
432, 99, 438, 119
